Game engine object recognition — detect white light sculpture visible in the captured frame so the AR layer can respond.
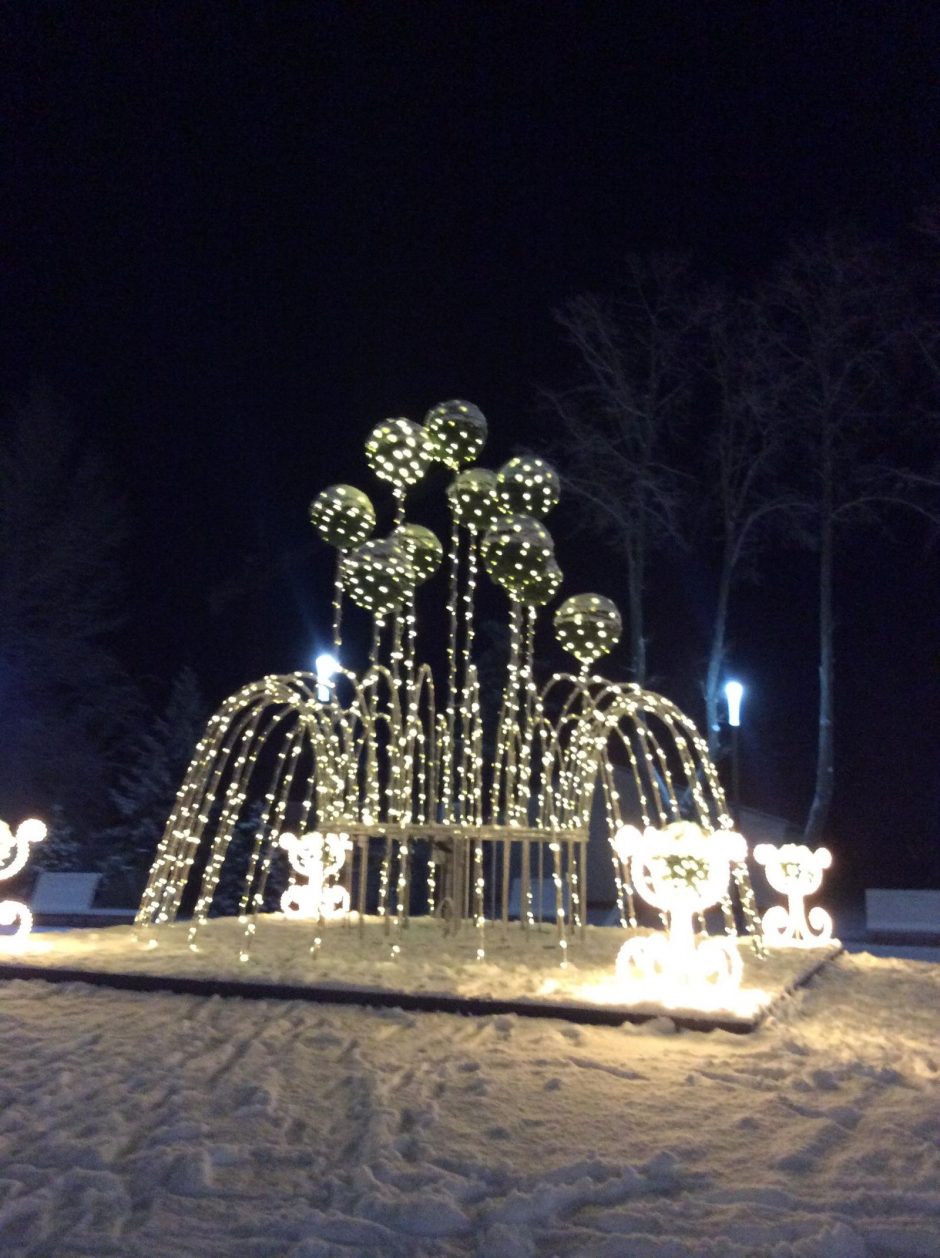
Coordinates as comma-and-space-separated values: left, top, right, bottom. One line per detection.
753, 843, 833, 945
613, 821, 748, 993
0, 817, 47, 942
279, 830, 351, 920
137, 398, 764, 977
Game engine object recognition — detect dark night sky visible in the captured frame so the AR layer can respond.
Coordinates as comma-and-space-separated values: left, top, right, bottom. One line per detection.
2, 2, 938, 882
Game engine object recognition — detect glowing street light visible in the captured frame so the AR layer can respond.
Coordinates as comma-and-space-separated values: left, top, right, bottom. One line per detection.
724, 679, 745, 821
315, 652, 340, 703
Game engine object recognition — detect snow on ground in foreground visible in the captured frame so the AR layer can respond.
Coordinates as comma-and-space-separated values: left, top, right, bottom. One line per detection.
13, 917, 840, 1024
0, 951, 937, 1257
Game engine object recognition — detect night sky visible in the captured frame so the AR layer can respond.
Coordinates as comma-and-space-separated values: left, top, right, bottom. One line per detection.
2, 2, 938, 884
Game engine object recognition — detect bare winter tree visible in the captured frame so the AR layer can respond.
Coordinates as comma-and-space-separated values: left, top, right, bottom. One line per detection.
697, 290, 793, 756
767, 233, 939, 845
542, 255, 693, 683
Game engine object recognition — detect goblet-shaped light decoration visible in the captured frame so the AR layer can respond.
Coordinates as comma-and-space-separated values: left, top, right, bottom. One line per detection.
280, 831, 351, 920
0, 817, 47, 942
342, 537, 416, 617
517, 558, 563, 607
613, 821, 747, 993
496, 455, 560, 519
308, 484, 376, 550
447, 467, 503, 531
423, 400, 487, 470
554, 594, 622, 671
753, 843, 833, 946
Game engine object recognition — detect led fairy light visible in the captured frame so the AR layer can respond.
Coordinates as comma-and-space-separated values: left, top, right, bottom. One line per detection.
279, 831, 351, 920
365, 418, 431, 524
554, 594, 622, 677
309, 484, 377, 649
613, 821, 747, 993
496, 455, 561, 519
754, 843, 833, 945
137, 396, 765, 986
0, 817, 47, 942
423, 399, 487, 469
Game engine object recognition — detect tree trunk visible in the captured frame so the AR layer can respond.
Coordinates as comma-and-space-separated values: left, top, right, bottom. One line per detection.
627, 544, 646, 685
705, 541, 734, 759
804, 506, 834, 844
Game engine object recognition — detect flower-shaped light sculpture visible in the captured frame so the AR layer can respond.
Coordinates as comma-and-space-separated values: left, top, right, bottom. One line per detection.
280, 831, 352, 920
423, 400, 487, 470
613, 821, 747, 993
753, 843, 833, 946
0, 817, 47, 941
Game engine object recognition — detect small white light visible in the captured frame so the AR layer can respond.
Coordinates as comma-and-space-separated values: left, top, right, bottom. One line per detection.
315, 652, 340, 702
725, 679, 744, 727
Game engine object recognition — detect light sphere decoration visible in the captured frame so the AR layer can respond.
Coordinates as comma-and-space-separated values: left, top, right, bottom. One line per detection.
365, 418, 431, 491
280, 831, 351, 920
308, 484, 376, 550
554, 594, 622, 669
423, 399, 487, 470
517, 557, 563, 606
342, 537, 416, 617
393, 523, 443, 584
0, 816, 47, 942
446, 467, 503, 531
753, 843, 833, 946
613, 821, 748, 993
481, 513, 555, 595
496, 455, 560, 519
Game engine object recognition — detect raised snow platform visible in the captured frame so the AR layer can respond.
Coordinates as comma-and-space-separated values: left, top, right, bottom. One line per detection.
0, 917, 842, 1034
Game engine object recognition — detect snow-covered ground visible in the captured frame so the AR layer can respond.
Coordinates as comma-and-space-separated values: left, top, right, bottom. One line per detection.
0, 931, 937, 1256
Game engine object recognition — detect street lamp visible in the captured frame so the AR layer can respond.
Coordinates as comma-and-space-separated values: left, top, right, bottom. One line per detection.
724, 679, 745, 822
315, 652, 340, 703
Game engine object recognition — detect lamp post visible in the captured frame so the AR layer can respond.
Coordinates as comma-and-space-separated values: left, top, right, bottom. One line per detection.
724, 679, 744, 823
315, 652, 340, 703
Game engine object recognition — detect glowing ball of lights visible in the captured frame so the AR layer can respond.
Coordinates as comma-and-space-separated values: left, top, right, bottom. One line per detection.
496, 455, 560, 519
365, 418, 431, 490
447, 467, 503, 530
517, 557, 563, 606
481, 514, 555, 595
613, 822, 747, 992
309, 484, 376, 550
342, 537, 416, 616
754, 843, 833, 946
280, 830, 351, 920
393, 523, 443, 584
0, 816, 47, 942
423, 399, 487, 470
553, 594, 621, 668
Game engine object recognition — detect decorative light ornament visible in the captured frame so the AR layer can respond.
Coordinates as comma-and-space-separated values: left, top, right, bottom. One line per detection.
725, 679, 744, 727
280, 831, 351, 920
446, 468, 503, 531
553, 594, 622, 670
423, 400, 487, 470
496, 455, 560, 519
518, 557, 563, 607
613, 821, 747, 992
308, 484, 376, 550
393, 523, 443, 584
754, 843, 833, 945
365, 418, 431, 491
342, 537, 416, 617
481, 513, 555, 595
0, 817, 47, 941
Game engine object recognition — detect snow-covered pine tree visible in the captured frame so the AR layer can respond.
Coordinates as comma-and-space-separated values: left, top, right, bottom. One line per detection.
102, 666, 208, 900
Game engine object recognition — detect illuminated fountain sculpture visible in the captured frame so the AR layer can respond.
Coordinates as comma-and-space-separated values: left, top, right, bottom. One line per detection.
754, 843, 833, 945
137, 400, 762, 967
0, 817, 47, 942
613, 822, 748, 992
